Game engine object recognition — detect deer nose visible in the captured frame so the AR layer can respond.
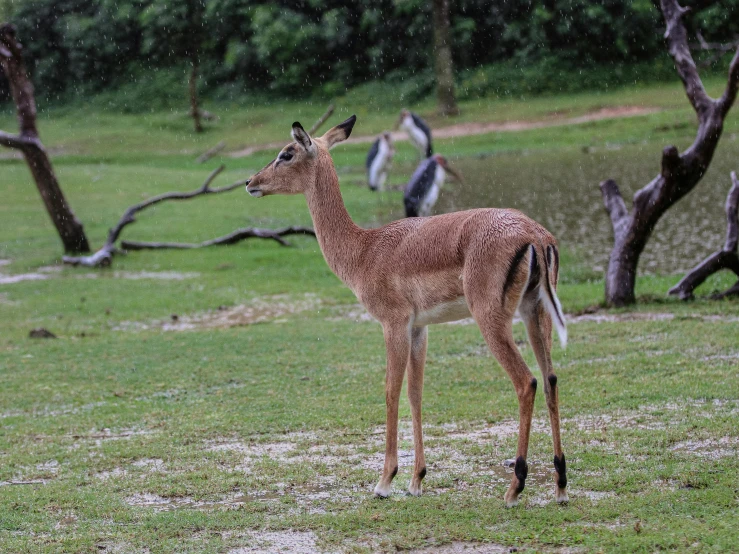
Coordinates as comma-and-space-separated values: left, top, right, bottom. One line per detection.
244, 179, 251, 191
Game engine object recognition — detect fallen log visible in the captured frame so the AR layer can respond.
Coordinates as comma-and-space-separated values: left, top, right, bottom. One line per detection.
122, 226, 316, 250
196, 140, 225, 163
63, 166, 315, 267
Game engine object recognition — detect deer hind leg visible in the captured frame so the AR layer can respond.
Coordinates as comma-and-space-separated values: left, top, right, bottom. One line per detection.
479, 318, 537, 507
467, 247, 537, 507
407, 326, 428, 496
519, 292, 568, 503
467, 312, 534, 504
374, 320, 411, 498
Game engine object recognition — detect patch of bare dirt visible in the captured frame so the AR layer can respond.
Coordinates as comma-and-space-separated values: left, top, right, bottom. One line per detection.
411, 541, 582, 553
0, 259, 200, 285
670, 437, 739, 459
410, 542, 511, 553
115, 293, 322, 331
230, 106, 659, 158
0, 259, 51, 284
228, 531, 325, 554
331, 303, 719, 327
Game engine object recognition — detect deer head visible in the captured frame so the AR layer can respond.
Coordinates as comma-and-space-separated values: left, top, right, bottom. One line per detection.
246, 115, 356, 198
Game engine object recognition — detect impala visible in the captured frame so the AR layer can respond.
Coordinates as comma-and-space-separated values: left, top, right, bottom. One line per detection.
246, 115, 568, 507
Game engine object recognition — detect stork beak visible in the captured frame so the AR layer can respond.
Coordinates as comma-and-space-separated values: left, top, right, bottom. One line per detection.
445, 165, 464, 184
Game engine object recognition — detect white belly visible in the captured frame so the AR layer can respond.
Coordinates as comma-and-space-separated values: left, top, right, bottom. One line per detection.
402, 116, 428, 155
418, 166, 445, 216
413, 297, 472, 327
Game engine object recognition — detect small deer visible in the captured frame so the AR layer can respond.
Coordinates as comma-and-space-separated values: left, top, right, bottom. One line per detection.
246, 115, 568, 507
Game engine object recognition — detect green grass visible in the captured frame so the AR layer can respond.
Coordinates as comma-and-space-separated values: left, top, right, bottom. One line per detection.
1, 81, 739, 552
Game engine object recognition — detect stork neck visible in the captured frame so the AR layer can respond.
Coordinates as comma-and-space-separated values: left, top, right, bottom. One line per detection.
304, 155, 365, 286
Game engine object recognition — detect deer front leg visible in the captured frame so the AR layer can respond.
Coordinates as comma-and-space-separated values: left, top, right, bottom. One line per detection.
374, 321, 411, 498
407, 326, 428, 496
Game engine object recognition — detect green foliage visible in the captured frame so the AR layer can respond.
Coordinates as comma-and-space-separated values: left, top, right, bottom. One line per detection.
2, 0, 739, 103
455, 55, 697, 99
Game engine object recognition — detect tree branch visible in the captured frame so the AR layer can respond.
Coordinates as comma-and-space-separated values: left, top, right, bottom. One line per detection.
0, 129, 31, 149
196, 141, 225, 163
693, 31, 739, 68
121, 226, 315, 250
62, 167, 314, 267
723, 171, 739, 251
669, 172, 739, 299
717, 47, 739, 117
308, 104, 335, 135
661, 0, 713, 117
600, 179, 629, 230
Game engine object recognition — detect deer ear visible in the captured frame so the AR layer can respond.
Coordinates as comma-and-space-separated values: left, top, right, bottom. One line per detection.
291, 122, 316, 155
321, 115, 356, 149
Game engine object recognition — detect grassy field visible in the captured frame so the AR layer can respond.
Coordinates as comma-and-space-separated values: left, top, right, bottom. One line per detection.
1, 81, 739, 552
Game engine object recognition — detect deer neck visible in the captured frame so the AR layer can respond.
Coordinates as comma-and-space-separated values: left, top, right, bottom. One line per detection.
304, 155, 365, 286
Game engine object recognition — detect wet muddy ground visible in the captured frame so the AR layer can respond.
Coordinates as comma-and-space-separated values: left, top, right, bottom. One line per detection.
437, 137, 739, 274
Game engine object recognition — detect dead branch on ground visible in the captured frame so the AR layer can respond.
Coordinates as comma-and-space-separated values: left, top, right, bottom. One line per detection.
669, 172, 739, 300
62, 165, 315, 267
122, 226, 315, 250
196, 141, 225, 163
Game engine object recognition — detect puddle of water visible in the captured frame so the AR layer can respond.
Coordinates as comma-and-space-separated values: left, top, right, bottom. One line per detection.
116, 293, 321, 331
486, 459, 555, 490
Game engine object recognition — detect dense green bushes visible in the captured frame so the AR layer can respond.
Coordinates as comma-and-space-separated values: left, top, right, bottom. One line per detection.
1, 0, 738, 105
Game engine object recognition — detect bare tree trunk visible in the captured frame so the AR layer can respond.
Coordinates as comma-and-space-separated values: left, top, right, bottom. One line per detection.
599, 0, 739, 306
0, 23, 90, 253
432, 0, 459, 117
189, 53, 202, 133
668, 171, 739, 299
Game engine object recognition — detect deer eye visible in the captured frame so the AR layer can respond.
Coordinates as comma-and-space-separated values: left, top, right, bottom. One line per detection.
279, 152, 293, 162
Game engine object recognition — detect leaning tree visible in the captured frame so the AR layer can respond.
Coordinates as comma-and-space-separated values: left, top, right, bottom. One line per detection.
599, 0, 739, 306
0, 23, 90, 253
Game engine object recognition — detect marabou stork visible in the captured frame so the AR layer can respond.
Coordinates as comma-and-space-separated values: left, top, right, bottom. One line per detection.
404, 154, 463, 218
396, 109, 433, 159
366, 132, 395, 191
